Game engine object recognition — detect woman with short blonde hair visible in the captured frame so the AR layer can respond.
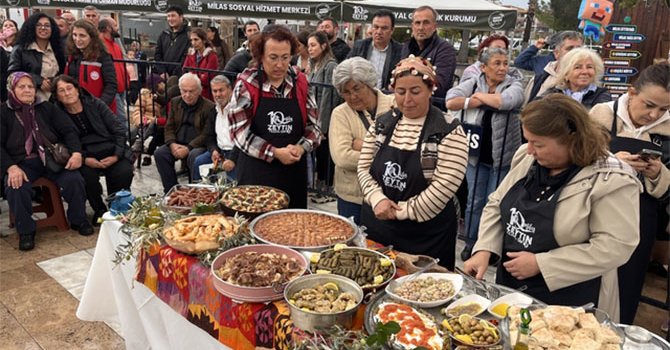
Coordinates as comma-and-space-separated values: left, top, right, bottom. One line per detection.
541, 47, 610, 109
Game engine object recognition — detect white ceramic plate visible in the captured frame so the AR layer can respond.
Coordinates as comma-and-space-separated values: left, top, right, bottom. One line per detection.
443, 294, 491, 317
386, 273, 463, 308
487, 292, 533, 319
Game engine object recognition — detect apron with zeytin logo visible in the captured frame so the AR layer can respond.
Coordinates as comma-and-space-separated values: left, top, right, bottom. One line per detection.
236, 70, 307, 208
360, 113, 457, 269
497, 164, 601, 306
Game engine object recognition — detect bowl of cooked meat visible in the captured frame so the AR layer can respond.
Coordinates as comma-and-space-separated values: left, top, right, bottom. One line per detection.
210, 244, 308, 303
284, 274, 363, 332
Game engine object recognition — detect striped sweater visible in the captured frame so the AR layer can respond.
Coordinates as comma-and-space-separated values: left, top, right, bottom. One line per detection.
357, 113, 469, 222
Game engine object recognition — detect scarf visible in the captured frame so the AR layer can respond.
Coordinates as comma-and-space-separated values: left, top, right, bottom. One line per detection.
7, 72, 45, 162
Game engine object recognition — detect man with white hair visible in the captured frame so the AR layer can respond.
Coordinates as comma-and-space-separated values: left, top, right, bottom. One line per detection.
154, 73, 216, 193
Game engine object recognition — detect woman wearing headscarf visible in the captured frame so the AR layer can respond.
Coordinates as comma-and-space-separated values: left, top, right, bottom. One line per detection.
357, 56, 469, 269
329, 57, 395, 223
8, 13, 65, 102
52, 75, 134, 226
1, 72, 91, 251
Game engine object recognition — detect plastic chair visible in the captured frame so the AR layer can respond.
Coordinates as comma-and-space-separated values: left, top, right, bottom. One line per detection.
9, 177, 69, 231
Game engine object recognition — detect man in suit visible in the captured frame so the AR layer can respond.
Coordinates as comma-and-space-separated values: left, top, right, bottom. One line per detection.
347, 10, 402, 91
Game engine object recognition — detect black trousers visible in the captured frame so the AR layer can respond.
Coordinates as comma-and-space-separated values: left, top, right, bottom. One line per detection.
4, 157, 87, 235
79, 158, 134, 212
154, 145, 206, 193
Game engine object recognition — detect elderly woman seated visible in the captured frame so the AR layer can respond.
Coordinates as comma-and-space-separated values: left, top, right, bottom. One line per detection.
1, 72, 91, 251
539, 47, 611, 109
52, 75, 134, 225
329, 57, 396, 223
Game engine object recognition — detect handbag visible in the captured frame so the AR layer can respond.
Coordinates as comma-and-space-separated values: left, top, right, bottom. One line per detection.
41, 137, 71, 173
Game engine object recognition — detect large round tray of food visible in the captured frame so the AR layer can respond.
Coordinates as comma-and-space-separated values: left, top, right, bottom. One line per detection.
219, 185, 289, 219
161, 213, 242, 254
210, 244, 308, 303
249, 209, 358, 251
162, 184, 220, 214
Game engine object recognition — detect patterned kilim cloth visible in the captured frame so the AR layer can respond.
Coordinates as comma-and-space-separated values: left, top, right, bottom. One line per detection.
135, 241, 391, 349
136, 244, 294, 349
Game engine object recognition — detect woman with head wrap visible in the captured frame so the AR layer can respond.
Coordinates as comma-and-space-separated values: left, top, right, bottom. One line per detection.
1, 72, 92, 251
357, 56, 469, 269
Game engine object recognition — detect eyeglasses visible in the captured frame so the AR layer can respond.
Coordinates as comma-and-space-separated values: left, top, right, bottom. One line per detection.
340, 84, 366, 98
36, 24, 51, 30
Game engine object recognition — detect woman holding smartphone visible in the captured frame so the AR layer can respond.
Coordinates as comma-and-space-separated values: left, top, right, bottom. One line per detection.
590, 62, 670, 324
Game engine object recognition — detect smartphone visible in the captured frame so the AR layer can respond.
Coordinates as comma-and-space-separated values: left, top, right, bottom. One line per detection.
638, 149, 663, 161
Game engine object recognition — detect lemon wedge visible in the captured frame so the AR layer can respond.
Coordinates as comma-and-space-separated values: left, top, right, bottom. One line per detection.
379, 258, 392, 267
480, 320, 499, 338
333, 243, 347, 251
373, 275, 384, 285
491, 303, 509, 317
310, 253, 320, 263
289, 299, 296, 304
323, 282, 339, 291
316, 269, 332, 274
441, 319, 454, 332
454, 334, 474, 344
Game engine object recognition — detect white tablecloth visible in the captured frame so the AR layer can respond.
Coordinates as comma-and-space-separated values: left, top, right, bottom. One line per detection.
76, 219, 230, 350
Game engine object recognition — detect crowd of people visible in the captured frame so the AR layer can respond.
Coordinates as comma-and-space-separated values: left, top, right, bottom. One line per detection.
1, 4, 669, 328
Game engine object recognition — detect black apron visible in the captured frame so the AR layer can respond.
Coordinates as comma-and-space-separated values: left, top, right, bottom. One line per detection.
360, 114, 458, 269
236, 70, 308, 208
609, 100, 664, 324
497, 165, 601, 306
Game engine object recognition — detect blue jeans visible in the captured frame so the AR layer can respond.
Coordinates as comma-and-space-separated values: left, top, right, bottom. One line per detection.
192, 150, 237, 182
337, 197, 362, 225
464, 163, 509, 247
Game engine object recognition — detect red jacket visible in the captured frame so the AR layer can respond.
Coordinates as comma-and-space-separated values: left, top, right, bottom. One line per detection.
103, 36, 126, 93
65, 55, 117, 113
182, 47, 218, 101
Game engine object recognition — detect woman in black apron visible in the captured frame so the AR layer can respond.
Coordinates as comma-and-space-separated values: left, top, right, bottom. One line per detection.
589, 63, 670, 324
464, 94, 641, 319
358, 56, 469, 269
226, 25, 321, 209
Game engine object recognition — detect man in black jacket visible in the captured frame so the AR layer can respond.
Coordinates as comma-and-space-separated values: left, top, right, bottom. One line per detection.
318, 17, 350, 63
154, 6, 190, 78
401, 6, 456, 103
347, 10, 402, 91
154, 73, 215, 193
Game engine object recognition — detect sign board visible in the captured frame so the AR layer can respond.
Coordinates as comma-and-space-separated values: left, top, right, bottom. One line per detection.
603, 76, 628, 83
609, 50, 641, 59
604, 59, 631, 66
604, 83, 630, 93
605, 24, 637, 33
613, 33, 646, 43
606, 67, 639, 76
604, 42, 633, 50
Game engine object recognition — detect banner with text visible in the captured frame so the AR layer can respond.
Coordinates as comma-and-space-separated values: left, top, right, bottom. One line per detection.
341, 4, 517, 30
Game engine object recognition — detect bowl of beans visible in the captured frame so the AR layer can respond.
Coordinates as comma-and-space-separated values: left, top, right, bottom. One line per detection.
385, 272, 463, 308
